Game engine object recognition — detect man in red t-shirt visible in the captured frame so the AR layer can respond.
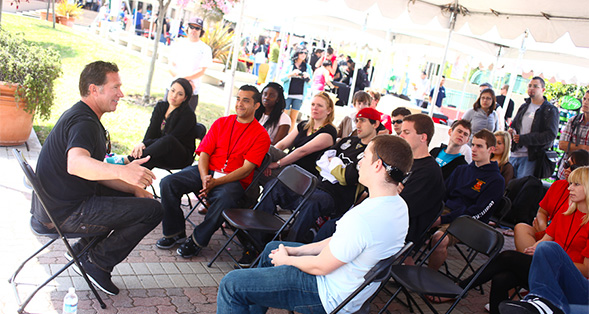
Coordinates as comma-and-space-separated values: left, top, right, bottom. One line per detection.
157, 85, 271, 258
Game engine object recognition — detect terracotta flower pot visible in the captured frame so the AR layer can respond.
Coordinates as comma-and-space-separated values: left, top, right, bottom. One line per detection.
0, 83, 34, 146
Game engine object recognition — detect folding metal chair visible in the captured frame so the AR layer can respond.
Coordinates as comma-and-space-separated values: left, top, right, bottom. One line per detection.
207, 164, 318, 268
10, 149, 108, 313
380, 216, 504, 314
330, 242, 414, 314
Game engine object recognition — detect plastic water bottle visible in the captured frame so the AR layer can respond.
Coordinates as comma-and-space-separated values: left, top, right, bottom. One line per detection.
63, 287, 78, 314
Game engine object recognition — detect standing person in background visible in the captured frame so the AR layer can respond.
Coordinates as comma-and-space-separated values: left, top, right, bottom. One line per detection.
463, 88, 499, 136
309, 48, 324, 72
279, 47, 312, 131
496, 84, 515, 126
508, 76, 559, 179
429, 76, 446, 111
363, 59, 374, 83
265, 39, 281, 83
134, 7, 143, 35
413, 71, 429, 108
168, 17, 212, 112
557, 90, 589, 180
252, 36, 267, 77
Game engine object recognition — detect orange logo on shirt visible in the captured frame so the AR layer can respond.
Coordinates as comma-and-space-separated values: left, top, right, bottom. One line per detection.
472, 179, 486, 192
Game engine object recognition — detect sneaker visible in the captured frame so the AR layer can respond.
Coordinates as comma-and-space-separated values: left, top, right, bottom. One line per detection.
104, 154, 126, 165
177, 237, 202, 258
156, 234, 187, 249
72, 253, 119, 295
499, 298, 564, 314
236, 248, 258, 268
484, 303, 490, 312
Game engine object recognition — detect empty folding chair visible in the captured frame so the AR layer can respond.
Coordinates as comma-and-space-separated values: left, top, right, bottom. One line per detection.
10, 149, 108, 313
207, 164, 318, 268
380, 216, 504, 314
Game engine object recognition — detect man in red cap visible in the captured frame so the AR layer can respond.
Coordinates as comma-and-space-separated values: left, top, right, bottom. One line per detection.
236, 107, 382, 267
168, 16, 212, 111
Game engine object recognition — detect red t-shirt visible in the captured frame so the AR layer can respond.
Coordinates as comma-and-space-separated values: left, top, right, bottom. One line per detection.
539, 180, 570, 217
380, 113, 392, 134
197, 115, 270, 188
545, 210, 589, 264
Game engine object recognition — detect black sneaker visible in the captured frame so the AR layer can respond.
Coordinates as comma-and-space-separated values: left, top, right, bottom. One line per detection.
156, 234, 187, 249
72, 253, 119, 295
176, 237, 202, 258
236, 249, 258, 268
499, 298, 564, 314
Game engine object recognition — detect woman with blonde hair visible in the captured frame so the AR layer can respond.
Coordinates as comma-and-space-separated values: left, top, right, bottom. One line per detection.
491, 131, 514, 185
265, 91, 337, 178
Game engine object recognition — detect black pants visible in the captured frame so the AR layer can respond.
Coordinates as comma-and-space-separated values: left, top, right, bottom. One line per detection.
137, 134, 192, 170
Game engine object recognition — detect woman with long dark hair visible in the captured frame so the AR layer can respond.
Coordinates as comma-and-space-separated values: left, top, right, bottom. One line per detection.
255, 82, 291, 144
106, 78, 197, 170
279, 47, 312, 131
463, 88, 499, 136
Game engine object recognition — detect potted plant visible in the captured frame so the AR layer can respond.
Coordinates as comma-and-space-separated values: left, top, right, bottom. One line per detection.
55, 0, 83, 26
0, 29, 62, 145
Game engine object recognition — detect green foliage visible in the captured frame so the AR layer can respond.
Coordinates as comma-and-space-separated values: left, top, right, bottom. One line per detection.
0, 28, 62, 120
56, 1, 84, 19
201, 21, 234, 63
544, 82, 588, 102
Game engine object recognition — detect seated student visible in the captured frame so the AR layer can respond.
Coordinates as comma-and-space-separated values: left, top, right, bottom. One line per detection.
106, 78, 197, 170
513, 150, 589, 252
391, 107, 412, 136
216, 135, 413, 314
254, 82, 291, 145
398, 114, 446, 245
430, 119, 472, 180
156, 85, 271, 258
491, 130, 514, 185
337, 91, 371, 138
265, 91, 337, 179
34, 61, 163, 295
428, 129, 505, 271
499, 241, 588, 314
367, 88, 392, 134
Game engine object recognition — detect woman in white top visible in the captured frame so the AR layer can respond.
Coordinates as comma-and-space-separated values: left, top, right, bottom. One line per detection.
463, 88, 499, 136
254, 82, 291, 144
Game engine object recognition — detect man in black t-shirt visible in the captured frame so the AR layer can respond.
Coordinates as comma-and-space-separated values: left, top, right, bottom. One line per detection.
33, 61, 163, 296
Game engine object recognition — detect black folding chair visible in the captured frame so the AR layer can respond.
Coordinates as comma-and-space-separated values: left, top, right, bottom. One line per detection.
380, 216, 504, 314
489, 196, 514, 229
10, 149, 108, 313
207, 164, 318, 268
330, 242, 414, 314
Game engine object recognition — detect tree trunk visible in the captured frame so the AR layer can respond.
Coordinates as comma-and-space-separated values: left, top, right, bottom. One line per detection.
143, 0, 171, 104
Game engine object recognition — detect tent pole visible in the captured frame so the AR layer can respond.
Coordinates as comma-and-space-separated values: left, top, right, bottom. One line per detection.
224, 0, 247, 116
347, 13, 369, 108
504, 30, 528, 127
429, 0, 457, 117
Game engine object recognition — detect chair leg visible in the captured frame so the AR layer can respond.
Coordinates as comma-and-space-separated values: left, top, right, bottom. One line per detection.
63, 237, 107, 309
207, 230, 239, 268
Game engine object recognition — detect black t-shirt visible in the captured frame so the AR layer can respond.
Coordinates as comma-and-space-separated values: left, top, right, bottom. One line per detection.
288, 63, 307, 96
32, 101, 107, 224
289, 121, 337, 176
496, 95, 515, 119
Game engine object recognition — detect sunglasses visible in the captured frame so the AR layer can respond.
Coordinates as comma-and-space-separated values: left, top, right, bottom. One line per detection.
188, 25, 201, 31
392, 119, 403, 124
564, 160, 580, 171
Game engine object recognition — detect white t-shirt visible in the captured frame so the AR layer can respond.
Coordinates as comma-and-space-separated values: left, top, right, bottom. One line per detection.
513, 103, 541, 157
169, 38, 212, 95
460, 144, 472, 164
316, 195, 409, 313
258, 112, 291, 143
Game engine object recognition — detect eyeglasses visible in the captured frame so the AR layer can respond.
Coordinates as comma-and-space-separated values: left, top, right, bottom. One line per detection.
188, 25, 201, 31
480, 97, 493, 101
392, 119, 403, 124
564, 160, 580, 171
527, 84, 542, 89
105, 129, 111, 154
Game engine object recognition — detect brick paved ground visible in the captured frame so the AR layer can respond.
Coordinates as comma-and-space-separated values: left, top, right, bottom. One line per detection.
1, 131, 515, 314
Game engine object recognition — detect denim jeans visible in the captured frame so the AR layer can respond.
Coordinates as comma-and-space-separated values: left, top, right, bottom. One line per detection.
159, 165, 244, 247
217, 241, 325, 314
285, 98, 303, 111
266, 62, 278, 83
60, 185, 163, 272
526, 241, 588, 314
510, 156, 536, 179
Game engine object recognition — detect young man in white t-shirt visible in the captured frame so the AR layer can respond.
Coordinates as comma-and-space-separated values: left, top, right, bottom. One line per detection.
168, 16, 212, 111
216, 135, 413, 313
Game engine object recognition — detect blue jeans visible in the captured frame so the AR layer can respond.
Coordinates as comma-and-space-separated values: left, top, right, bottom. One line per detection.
285, 97, 303, 111
217, 241, 325, 314
510, 156, 536, 178
266, 62, 278, 83
526, 241, 588, 314
159, 165, 244, 247
59, 185, 163, 272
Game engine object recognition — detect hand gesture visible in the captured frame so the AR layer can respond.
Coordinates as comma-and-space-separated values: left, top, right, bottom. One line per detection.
120, 156, 156, 189
199, 175, 217, 198
269, 244, 289, 266
131, 143, 146, 159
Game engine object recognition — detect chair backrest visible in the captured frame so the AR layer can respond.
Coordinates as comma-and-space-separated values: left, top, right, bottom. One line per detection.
275, 164, 317, 197
330, 242, 414, 314
446, 216, 504, 256
195, 122, 207, 141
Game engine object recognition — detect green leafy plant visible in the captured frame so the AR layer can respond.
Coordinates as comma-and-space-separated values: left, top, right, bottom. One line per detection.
201, 21, 234, 64
0, 29, 62, 120
56, 0, 83, 19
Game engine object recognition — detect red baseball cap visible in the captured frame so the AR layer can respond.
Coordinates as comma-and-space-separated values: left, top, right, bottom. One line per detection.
356, 107, 381, 122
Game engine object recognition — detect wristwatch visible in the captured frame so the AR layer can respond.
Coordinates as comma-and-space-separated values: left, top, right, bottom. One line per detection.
277, 160, 282, 167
